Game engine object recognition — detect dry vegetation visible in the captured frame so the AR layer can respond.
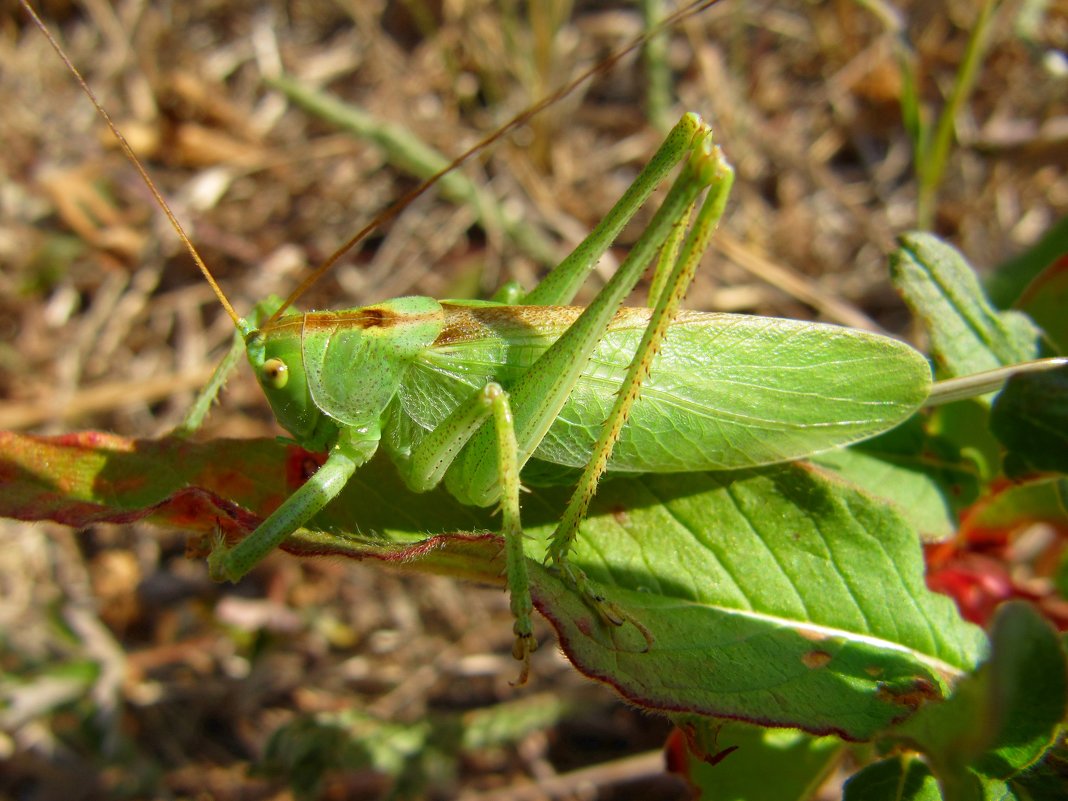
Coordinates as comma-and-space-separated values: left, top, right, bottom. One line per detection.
0, 0, 1064, 798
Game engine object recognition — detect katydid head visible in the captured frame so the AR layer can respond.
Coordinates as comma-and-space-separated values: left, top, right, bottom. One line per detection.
244, 298, 337, 452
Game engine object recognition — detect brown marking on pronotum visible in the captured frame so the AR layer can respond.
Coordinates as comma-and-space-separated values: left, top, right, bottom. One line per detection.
358, 307, 391, 328
301, 307, 437, 333
434, 304, 576, 347
434, 307, 495, 347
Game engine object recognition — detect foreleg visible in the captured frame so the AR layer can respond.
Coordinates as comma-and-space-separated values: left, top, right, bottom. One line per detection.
208, 427, 377, 582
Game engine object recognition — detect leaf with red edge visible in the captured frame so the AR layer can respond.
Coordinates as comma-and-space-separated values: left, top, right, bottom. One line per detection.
0, 431, 292, 536
665, 720, 842, 801
1016, 253, 1068, 353
923, 475, 1068, 630
0, 430, 986, 740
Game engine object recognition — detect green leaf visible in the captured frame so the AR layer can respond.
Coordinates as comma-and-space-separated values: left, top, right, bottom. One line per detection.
893, 602, 1067, 785
985, 216, 1068, 310
963, 475, 1068, 535
812, 418, 980, 541
1003, 744, 1068, 799
842, 759, 1036, 801
544, 465, 986, 740
1013, 252, 1068, 354
990, 363, 1068, 476
670, 719, 842, 801
930, 401, 1003, 482
261, 709, 434, 800
844, 756, 942, 801
0, 431, 986, 740
975, 603, 1067, 778
260, 694, 582, 800
891, 233, 1042, 382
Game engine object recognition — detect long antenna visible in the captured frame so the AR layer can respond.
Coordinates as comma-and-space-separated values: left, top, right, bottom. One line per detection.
24, 0, 719, 329
266, 0, 721, 324
19, 0, 243, 329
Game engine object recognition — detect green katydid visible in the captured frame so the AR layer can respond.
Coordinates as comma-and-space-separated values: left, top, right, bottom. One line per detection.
23, 0, 936, 682
209, 115, 932, 680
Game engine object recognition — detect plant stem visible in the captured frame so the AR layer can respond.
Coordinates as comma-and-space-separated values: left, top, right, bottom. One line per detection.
916, 0, 999, 229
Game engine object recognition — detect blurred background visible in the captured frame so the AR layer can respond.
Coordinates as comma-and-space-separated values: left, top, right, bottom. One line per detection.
0, 1, 1065, 798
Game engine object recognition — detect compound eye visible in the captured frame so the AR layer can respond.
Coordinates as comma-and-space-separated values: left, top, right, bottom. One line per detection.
263, 358, 289, 389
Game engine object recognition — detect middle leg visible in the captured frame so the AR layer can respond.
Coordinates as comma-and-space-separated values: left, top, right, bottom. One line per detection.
405, 382, 535, 682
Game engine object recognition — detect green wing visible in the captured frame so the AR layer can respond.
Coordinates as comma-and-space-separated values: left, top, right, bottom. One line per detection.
396, 306, 932, 473
543, 310, 932, 471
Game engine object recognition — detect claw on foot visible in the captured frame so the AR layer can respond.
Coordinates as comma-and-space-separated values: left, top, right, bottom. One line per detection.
552, 555, 655, 652
511, 626, 538, 686
206, 532, 236, 583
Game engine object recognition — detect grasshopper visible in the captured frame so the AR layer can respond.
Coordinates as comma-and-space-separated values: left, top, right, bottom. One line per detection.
22, 0, 934, 682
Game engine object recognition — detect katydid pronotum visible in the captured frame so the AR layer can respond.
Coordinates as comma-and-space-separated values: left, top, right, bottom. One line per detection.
28, 0, 1046, 684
